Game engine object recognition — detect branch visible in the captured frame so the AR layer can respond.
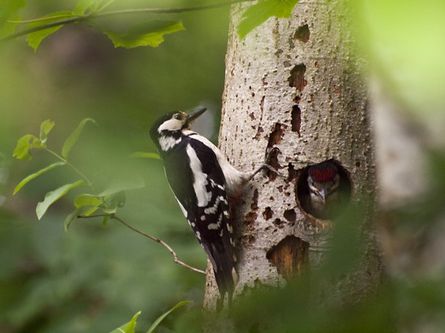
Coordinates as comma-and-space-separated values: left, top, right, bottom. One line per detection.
78, 214, 206, 275
2, 0, 255, 41
45, 148, 93, 187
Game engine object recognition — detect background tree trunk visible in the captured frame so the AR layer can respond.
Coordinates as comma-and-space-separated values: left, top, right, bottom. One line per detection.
204, 0, 382, 309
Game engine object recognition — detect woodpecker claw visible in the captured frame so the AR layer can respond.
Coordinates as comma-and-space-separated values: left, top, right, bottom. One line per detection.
248, 163, 286, 182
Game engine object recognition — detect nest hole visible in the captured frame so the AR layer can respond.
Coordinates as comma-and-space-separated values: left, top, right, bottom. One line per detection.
295, 159, 352, 220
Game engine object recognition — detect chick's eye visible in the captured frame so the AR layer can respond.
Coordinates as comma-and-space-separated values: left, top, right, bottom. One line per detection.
174, 114, 181, 120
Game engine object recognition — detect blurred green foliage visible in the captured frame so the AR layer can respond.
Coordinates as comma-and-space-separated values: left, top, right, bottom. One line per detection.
109, 301, 188, 333
352, 0, 445, 124
237, 0, 298, 38
0, 1, 231, 332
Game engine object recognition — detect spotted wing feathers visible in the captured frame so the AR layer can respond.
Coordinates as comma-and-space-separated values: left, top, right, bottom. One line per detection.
162, 135, 237, 302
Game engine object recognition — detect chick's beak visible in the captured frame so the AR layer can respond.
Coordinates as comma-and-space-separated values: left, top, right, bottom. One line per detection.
319, 189, 327, 204
187, 107, 207, 123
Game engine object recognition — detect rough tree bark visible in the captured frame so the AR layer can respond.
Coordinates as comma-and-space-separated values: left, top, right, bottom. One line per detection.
204, 0, 382, 309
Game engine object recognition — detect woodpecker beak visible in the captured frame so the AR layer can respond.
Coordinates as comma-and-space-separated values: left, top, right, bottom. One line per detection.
319, 189, 327, 204
187, 107, 207, 123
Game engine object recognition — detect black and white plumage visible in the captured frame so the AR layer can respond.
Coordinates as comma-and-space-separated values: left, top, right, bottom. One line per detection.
149, 109, 247, 304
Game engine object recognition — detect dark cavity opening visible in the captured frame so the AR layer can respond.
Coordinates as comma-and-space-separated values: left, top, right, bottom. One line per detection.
291, 105, 301, 135
288, 64, 307, 92
294, 24, 310, 43
295, 159, 352, 220
267, 123, 286, 149
266, 236, 309, 281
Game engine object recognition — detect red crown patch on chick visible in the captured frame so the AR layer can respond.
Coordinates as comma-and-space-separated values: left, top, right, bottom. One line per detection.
308, 162, 338, 182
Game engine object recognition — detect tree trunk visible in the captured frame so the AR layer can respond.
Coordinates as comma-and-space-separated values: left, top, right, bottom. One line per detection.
204, 0, 382, 309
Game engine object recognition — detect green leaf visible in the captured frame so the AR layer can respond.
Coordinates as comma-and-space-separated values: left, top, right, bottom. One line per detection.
0, 0, 26, 38
99, 180, 143, 213
147, 301, 189, 333
12, 134, 43, 160
27, 25, 63, 51
39, 119, 55, 143
13, 162, 66, 195
103, 21, 185, 49
102, 207, 117, 215
61, 118, 96, 159
110, 311, 141, 333
74, 194, 102, 216
36, 180, 84, 220
130, 152, 161, 160
74, 0, 115, 15
0, 0, 25, 24
26, 11, 74, 51
74, 194, 103, 208
99, 180, 144, 198
238, 0, 299, 38
107, 191, 126, 208
64, 209, 79, 231
79, 205, 100, 216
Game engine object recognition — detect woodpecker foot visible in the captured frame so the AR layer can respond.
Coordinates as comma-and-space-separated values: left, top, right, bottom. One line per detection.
248, 163, 286, 182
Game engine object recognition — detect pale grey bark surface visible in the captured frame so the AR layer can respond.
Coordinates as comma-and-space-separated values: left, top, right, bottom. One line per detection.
204, 0, 382, 309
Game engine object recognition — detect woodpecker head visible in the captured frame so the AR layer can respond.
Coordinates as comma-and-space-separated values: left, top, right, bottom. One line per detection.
307, 161, 340, 209
150, 108, 206, 152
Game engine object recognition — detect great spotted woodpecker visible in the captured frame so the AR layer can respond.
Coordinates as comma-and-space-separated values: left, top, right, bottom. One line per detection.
306, 161, 341, 218
150, 108, 254, 305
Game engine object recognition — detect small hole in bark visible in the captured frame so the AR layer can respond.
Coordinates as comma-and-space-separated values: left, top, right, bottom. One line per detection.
287, 163, 298, 182
294, 24, 310, 43
263, 207, 273, 220
291, 105, 301, 135
245, 211, 258, 225
288, 64, 307, 92
265, 147, 281, 181
266, 236, 309, 281
283, 209, 296, 222
267, 123, 286, 149
251, 189, 259, 210
273, 218, 284, 227
296, 159, 352, 220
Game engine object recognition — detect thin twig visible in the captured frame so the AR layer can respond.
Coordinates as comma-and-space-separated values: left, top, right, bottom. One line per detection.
45, 148, 93, 187
98, 0, 254, 16
78, 214, 206, 275
2, 0, 254, 41
2, 16, 85, 41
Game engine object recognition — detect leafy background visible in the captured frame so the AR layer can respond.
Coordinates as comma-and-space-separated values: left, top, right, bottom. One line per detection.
1, 0, 231, 332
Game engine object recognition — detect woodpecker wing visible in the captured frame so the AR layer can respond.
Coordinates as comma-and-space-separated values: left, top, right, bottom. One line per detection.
162, 135, 237, 300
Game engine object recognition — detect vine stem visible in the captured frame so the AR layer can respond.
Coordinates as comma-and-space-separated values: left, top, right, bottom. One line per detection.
45, 148, 93, 187
78, 214, 206, 275
2, 0, 254, 41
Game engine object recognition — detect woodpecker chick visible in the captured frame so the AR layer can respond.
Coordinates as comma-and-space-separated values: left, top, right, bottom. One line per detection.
307, 161, 341, 218
149, 108, 249, 306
